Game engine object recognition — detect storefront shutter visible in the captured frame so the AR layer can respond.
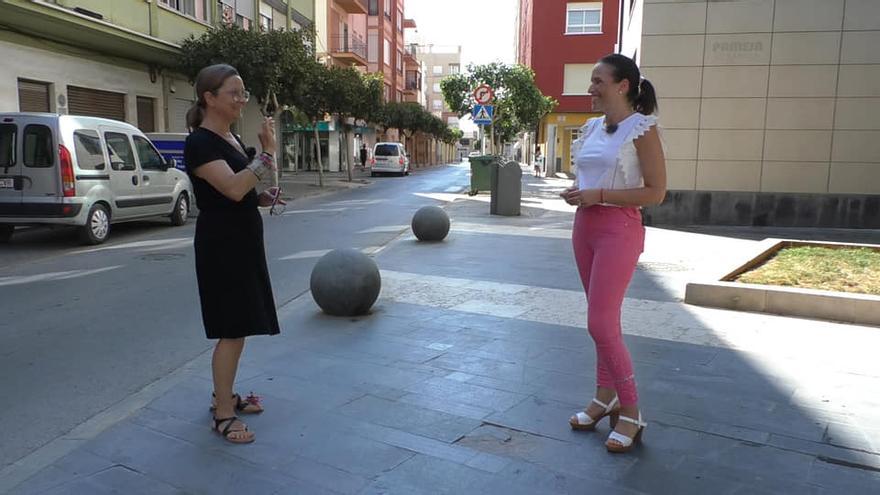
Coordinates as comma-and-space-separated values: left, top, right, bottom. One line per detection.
18, 80, 51, 113
67, 86, 125, 122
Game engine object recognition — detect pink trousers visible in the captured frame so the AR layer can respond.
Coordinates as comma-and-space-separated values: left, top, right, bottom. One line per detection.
572, 205, 645, 406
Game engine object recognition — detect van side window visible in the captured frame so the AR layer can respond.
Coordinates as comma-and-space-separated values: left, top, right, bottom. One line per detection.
73, 130, 105, 171
133, 136, 164, 171
23, 124, 53, 168
0, 124, 15, 167
105, 132, 136, 171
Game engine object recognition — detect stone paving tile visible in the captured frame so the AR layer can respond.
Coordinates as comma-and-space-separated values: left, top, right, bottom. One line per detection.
37, 465, 185, 495
8, 450, 115, 495
454, 424, 635, 483
81, 422, 303, 494
403, 375, 531, 412
485, 395, 587, 442
336, 394, 483, 443
423, 351, 528, 382
395, 392, 495, 421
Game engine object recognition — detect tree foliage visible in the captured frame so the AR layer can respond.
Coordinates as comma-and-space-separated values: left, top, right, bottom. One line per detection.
176, 25, 315, 111
441, 63, 556, 146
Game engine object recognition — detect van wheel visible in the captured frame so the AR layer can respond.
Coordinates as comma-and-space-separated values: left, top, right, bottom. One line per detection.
79, 204, 110, 245
0, 225, 13, 243
170, 193, 189, 226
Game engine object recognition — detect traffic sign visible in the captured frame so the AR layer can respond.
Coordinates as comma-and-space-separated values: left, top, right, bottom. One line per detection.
473, 84, 494, 105
472, 104, 494, 125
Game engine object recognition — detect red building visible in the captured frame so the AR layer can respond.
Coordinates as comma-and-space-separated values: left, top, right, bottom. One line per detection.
517, 0, 620, 173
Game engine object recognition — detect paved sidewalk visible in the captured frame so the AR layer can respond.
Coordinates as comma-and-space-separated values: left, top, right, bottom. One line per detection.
5, 166, 880, 494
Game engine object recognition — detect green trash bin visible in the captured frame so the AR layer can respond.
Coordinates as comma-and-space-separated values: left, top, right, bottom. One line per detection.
468, 155, 496, 195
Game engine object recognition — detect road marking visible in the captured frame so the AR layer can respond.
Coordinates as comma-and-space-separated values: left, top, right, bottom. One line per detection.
279, 246, 382, 260
0, 266, 123, 287
451, 222, 571, 239
357, 224, 409, 234
73, 238, 192, 255
282, 207, 350, 215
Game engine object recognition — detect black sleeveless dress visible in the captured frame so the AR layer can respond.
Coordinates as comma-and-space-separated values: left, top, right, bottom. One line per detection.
183, 128, 280, 339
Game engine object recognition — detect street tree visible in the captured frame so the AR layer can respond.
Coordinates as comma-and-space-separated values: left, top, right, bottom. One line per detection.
441, 62, 555, 154
177, 25, 316, 185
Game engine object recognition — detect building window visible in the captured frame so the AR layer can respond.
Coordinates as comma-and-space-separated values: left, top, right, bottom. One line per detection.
368, 31, 379, 63
18, 79, 51, 113
433, 65, 443, 75
449, 64, 460, 75
433, 83, 441, 93
562, 63, 591, 95
369, 0, 378, 15
384, 0, 391, 18
397, 10, 403, 32
259, 14, 272, 32
432, 100, 443, 110
397, 50, 403, 72
384, 39, 391, 66
566, 2, 602, 34
158, 0, 207, 22
384, 84, 391, 102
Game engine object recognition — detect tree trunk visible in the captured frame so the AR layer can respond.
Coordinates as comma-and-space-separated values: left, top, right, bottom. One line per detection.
344, 127, 353, 182
313, 123, 324, 188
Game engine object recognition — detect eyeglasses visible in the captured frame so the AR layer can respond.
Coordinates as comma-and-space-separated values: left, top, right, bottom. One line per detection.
269, 187, 286, 216
220, 89, 250, 102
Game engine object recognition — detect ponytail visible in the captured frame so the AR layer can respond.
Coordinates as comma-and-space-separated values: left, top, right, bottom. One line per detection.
185, 102, 205, 132
634, 78, 658, 116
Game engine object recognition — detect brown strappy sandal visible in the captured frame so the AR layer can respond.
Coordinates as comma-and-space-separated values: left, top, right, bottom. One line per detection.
210, 392, 264, 414
212, 416, 255, 444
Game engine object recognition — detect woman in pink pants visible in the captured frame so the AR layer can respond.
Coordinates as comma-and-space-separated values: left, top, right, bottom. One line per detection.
562, 54, 666, 454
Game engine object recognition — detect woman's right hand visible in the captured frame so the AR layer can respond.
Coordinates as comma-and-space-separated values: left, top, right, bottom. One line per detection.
258, 117, 276, 154
560, 186, 579, 205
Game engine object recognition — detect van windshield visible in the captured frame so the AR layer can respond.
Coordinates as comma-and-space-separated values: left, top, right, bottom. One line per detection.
0, 124, 15, 167
375, 144, 399, 157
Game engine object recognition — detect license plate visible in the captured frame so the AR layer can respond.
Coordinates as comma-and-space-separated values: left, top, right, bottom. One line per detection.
0, 178, 13, 189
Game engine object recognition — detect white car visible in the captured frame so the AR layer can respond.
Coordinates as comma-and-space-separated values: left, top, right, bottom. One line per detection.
370, 142, 409, 176
0, 113, 193, 244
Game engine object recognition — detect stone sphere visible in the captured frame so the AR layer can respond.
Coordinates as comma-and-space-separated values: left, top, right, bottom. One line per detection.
310, 248, 381, 316
411, 206, 450, 242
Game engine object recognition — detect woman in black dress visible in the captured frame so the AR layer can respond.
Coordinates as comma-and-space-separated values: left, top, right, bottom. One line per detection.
183, 64, 284, 444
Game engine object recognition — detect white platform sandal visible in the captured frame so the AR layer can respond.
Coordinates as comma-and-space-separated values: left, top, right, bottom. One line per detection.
569, 396, 620, 431
605, 412, 646, 453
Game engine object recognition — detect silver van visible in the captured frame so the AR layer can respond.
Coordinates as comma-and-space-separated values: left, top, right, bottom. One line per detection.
370, 142, 410, 176
0, 113, 193, 244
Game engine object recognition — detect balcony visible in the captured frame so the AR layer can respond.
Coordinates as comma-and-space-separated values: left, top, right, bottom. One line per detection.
333, 0, 368, 14
404, 77, 420, 94
329, 34, 368, 66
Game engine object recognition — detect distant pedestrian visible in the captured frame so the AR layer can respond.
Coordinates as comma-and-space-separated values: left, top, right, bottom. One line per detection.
184, 64, 285, 444
562, 54, 666, 453
534, 148, 543, 177
359, 143, 368, 169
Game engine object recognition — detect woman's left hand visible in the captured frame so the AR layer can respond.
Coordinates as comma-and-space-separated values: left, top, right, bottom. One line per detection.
563, 188, 601, 207
258, 186, 286, 207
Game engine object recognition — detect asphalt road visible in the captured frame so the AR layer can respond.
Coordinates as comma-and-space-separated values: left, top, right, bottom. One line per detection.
0, 162, 471, 470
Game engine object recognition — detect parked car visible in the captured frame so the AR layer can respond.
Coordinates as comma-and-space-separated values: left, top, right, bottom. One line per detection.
468, 151, 482, 159
370, 142, 409, 176
0, 113, 193, 244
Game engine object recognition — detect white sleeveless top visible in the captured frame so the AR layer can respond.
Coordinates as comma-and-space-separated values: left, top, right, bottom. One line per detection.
572, 112, 659, 193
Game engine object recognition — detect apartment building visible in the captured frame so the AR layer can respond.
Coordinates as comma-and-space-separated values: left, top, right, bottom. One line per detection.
418, 45, 461, 126
516, 0, 620, 175
621, 0, 880, 228
0, 0, 312, 136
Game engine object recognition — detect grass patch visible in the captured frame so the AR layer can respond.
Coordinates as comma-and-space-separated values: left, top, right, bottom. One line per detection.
735, 246, 880, 295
